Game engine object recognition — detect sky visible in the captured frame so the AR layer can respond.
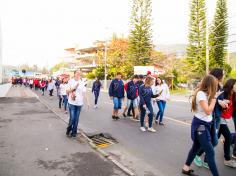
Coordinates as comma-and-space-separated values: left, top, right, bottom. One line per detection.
0, 0, 236, 68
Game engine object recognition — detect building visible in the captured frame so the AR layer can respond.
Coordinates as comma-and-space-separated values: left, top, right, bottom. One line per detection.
59, 41, 106, 76
75, 41, 105, 74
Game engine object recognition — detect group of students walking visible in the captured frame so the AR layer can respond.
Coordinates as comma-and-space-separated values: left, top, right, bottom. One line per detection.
20, 68, 236, 176
108, 72, 170, 133
182, 68, 236, 176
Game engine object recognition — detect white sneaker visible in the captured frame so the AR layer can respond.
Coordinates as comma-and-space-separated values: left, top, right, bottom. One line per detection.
224, 160, 236, 168
94, 105, 98, 109
147, 127, 156, 133
140, 127, 146, 132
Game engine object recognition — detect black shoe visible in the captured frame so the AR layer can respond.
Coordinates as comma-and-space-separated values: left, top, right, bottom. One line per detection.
115, 116, 120, 120
112, 115, 116, 120
127, 113, 132, 117
182, 169, 198, 176
123, 113, 127, 117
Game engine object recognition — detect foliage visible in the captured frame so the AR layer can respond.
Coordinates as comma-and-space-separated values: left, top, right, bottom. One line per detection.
50, 62, 69, 73
187, 0, 207, 76
230, 70, 236, 78
209, 0, 228, 68
86, 72, 96, 79
223, 63, 232, 77
128, 0, 153, 66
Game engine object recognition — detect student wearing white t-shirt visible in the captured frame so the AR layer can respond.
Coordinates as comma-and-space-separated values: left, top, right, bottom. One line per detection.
182, 75, 222, 176
59, 78, 69, 113
66, 70, 90, 138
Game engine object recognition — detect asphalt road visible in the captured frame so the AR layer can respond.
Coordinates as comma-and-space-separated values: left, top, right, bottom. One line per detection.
0, 87, 126, 176
34, 88, 236, 176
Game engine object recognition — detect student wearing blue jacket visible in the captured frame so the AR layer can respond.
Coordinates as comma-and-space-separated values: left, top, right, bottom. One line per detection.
123, 75, 139, 120
109, 73, 125, 120
92, 77, 102, 108
139, 76, 161, 132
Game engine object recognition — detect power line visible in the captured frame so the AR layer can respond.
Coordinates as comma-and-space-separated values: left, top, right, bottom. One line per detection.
210, 33, 236, 40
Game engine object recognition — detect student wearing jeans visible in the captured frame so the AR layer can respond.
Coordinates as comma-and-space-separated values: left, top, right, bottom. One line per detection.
123, 75, 139, 120
139, 76, 161, 133
92, 77, 102, 109
60, 78, 69, 113
194, 68, 229, 168
155, 79, 170, 125
182, 75, 221, 176
218, 79, 236, 168
66, 70, 89, 138
109, 73, 125, 120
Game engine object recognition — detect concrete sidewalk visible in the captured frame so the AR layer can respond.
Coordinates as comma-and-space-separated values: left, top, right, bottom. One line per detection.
0, 83, 12, 97
0, 87, 126, 176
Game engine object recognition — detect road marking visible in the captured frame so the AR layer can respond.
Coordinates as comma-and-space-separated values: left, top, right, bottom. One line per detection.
170, 99, 190, 103
164, 116, 191, 126
105, 101, 191, 126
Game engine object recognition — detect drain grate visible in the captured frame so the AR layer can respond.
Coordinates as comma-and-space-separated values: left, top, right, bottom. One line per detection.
87, 133, 118, 148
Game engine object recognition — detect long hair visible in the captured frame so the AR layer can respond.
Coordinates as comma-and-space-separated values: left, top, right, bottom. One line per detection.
223, 79, 236, 106
145, 76, 154, 87
155, 77, 163, 86
191, 75, 218, 112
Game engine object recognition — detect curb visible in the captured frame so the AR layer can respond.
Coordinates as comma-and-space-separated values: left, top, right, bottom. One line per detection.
0, 83, 12, 97
32, 90, 135, 176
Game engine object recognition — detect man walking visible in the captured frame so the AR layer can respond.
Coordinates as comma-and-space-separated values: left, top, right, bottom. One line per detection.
109, 72, 124, 120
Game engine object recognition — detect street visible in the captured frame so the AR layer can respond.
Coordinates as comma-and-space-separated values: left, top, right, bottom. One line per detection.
33, 87, 235, 176
0, 87, 126, 176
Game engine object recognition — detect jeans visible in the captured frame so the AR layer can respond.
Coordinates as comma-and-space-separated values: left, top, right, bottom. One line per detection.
56, 86, 60, 96
67, 104, 82, 137
185, 129, 219, 176
233, 111, 236, 131
59, 96, 63, 108
140, 102, 153, 128
94, 91, 100, 105
41, 87, 45, 95
218, 124, 232, 161
127, 101, 134, 116
113, 97, 122, 110
49, 89, 53, 96
196, 116, 221, 160
156, 100, 166, 123
232, 133, 236, 156
62, 95, 68, 111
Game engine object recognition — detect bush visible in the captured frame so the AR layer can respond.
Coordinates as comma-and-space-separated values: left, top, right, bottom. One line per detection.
86, 72, 95, 79
230, 70, 236, 78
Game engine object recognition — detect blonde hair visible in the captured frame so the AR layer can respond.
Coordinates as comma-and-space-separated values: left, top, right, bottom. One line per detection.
191, 75, 217, 112
145, 76, 154, 87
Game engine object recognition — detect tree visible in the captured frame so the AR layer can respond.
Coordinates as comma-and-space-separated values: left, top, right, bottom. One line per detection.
50, 62, 68, 73
128, 0, 153, 66
187, 0, 207, 76
209, 0, 229, 69
107, 37, 133, 79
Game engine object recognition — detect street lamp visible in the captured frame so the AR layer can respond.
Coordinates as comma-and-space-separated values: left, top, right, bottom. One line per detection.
104, 41, 108, 90
0, 18, 3, 84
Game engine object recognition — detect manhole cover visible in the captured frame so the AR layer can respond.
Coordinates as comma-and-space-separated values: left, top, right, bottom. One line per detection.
87, 133, 118, 148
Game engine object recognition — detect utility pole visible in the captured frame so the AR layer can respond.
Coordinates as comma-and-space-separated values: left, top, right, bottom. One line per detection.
205, 9, 209, 75
104, 41, 107, 90
0, 18, 3, 84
